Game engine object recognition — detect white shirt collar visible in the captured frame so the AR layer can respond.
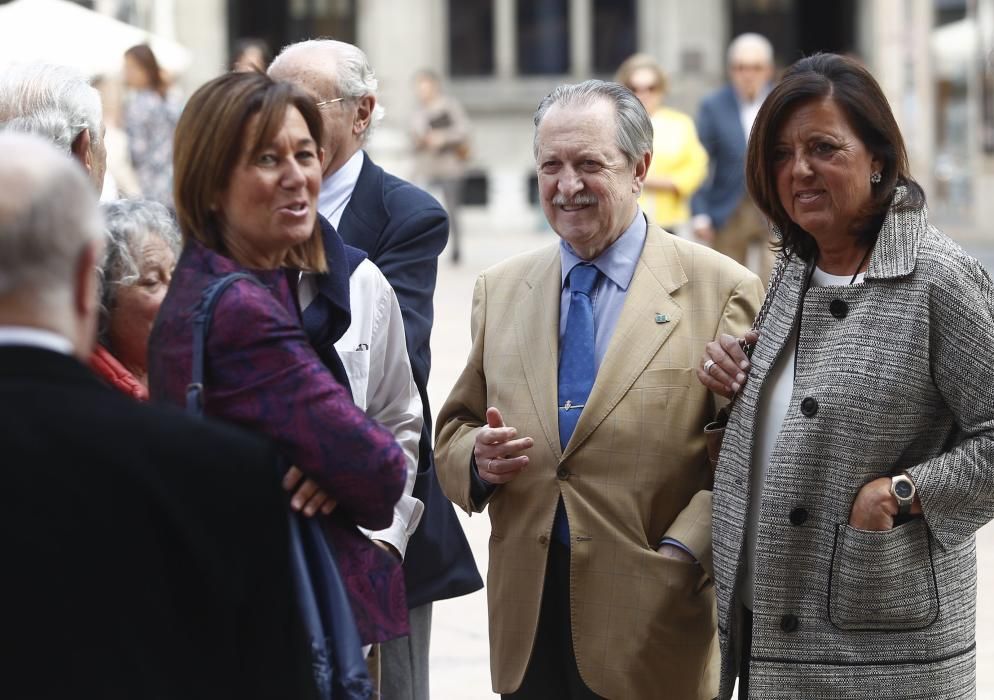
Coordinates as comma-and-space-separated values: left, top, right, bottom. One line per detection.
318, 149, 365, 229
0, 326, 74, 355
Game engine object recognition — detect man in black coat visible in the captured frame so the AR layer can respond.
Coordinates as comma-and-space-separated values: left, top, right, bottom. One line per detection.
0, 133, 311, 699
271, 40, 483, 699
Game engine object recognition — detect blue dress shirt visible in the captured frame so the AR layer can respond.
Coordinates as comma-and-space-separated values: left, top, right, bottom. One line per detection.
558, 210, 647, 370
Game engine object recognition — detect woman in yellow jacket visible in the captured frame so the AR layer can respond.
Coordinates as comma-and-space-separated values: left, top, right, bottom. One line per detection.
616, 54, 708, 233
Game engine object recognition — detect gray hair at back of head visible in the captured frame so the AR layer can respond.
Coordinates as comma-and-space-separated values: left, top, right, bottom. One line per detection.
97, 199, 180, 344
0, 132, 103, 299
0, 62, 103, 154
269, 38, 385, 142
727, 33, 774, 66
533, 79, 653, 168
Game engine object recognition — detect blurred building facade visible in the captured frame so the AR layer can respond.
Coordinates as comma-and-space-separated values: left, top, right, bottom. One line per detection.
47, 0, 994, 238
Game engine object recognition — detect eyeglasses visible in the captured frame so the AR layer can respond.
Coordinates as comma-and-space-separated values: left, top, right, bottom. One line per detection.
731, 63, 767, 73
315, 97, 346, 109
629, 83, 660, 94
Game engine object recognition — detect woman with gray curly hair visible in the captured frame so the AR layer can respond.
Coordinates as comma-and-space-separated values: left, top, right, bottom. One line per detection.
90, 199, 179, 399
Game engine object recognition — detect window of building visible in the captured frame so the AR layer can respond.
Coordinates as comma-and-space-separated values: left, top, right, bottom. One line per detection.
449, 0, 494, 76
517, 0, 570, 75
731, 0, 855, 64
592, 0, 636, 75
290, 0, 356, 45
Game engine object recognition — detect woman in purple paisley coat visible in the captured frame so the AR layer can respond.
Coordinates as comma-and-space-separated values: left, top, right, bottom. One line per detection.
148, 72, 409, 645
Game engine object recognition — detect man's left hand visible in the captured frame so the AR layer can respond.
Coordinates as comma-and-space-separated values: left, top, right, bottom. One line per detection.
849, 476, 923, 531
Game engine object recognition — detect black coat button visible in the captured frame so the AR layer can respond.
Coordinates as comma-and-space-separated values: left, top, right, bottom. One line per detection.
789, 508, 808, 526
780, 614, 799, 633
556, 467, 570, 480
829, 299, 849, 319
800, 397, 818, 417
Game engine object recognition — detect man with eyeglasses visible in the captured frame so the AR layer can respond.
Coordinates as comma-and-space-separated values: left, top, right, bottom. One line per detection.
269, 40, 483, 700
692, 33, 776, 283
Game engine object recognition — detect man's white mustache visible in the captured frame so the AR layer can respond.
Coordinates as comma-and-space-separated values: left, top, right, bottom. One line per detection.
551, 194, 598, 207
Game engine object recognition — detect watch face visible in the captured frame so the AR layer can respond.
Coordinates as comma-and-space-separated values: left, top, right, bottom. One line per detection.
895, 480, 914, 499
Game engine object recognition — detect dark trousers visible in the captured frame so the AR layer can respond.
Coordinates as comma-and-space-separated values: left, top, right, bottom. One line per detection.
502, 541, 602, 700
739, 606, 753, 698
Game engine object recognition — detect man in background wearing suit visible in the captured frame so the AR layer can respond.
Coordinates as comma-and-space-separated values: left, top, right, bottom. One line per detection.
692, 33, 775, 282
270, 40, 483, 700
0, 133, 311, 698
435, 80, 763, 699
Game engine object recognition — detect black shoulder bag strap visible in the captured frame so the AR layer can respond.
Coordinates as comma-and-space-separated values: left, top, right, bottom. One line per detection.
185, 272, 261, 417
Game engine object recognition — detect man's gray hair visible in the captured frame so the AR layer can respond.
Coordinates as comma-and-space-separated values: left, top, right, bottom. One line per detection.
97, 199, 180, 344
0, 62, 103, 154
727, 33, 774, 67
533, 79, 653, 168
269, 39, 385, 142
0, 132, 103, 299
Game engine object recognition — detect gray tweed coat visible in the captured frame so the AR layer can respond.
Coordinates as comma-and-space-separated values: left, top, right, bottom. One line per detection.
712, 193, 994, 699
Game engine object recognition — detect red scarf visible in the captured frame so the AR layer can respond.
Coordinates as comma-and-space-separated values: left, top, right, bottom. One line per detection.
89, 344, 148, 401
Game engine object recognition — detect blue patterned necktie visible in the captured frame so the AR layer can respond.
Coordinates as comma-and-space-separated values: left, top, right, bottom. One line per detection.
553, 263, 600, 545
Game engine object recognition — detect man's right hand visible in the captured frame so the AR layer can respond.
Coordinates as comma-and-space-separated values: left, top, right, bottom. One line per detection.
474, 407, 534, 485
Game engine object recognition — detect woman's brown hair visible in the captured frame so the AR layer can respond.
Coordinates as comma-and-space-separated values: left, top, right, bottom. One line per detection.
614, 53, 668, 97
172, 71, 327, 272
124, 44, 166, 97
746, 52, 924, 262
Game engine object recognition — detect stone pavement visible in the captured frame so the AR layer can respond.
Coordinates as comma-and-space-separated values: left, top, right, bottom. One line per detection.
424, 213, 994, 699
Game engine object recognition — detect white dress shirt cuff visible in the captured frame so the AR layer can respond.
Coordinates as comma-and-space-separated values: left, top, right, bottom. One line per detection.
360, 494, 425, 560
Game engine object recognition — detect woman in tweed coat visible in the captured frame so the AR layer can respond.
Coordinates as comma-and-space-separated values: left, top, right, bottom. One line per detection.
698, 53, 994, 699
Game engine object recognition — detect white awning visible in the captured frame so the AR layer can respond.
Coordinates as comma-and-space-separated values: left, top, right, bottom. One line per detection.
0, 0, 191, 77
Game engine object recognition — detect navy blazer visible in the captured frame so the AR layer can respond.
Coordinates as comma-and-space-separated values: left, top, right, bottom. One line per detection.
692, 84, 749, 231
337, 152, 483, 608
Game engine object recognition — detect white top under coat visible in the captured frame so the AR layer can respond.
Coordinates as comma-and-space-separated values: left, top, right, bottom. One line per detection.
740, 266, 865, 609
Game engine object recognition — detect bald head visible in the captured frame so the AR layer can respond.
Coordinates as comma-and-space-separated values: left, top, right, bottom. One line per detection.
269, 39, 384, 177
0, 133, 104, 354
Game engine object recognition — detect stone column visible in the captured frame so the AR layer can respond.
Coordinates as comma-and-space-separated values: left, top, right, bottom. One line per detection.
172, 0, 227, 95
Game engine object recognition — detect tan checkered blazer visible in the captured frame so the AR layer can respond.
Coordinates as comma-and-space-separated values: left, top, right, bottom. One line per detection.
435, 225, 763, 699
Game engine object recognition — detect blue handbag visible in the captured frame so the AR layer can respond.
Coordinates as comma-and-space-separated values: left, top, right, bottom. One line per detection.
185, 272, 373, 700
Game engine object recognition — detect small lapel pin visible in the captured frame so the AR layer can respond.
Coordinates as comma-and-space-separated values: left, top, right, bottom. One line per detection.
654, 313, 670, 324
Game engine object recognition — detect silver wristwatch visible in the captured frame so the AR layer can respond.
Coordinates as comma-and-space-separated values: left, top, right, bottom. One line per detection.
890, 473, 916, 516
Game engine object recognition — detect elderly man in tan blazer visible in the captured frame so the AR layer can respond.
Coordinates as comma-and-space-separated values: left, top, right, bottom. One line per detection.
435, 80, 763, 700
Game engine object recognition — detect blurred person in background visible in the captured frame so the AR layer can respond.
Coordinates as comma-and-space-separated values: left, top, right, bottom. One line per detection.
692, 33, 775, 282
148, 71, 410, 649
0, 62, 106, 193
270, 40, 482, 700
699, 53, 994, 699
411, 68, 470, 264
0, 130, 311, 700
615, 53, 708, 235
90, 199, 179, 400
231, 37, 272, 73
123, 44, 178, 209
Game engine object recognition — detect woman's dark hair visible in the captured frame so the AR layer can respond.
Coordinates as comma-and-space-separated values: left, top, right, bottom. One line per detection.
746, 52, 925, 262
172, 71, 327, 272
230, 38, 272, 72
124, 44, 166, 97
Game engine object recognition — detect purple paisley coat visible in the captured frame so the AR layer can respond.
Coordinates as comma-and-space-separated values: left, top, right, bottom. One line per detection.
148, 238, 409, 644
